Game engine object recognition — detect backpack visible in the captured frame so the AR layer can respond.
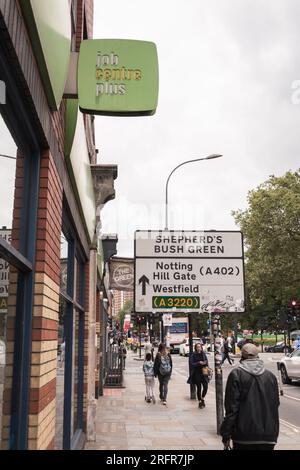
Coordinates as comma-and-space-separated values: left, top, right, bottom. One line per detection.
159, 354, 171, 376
143, 361, 154, 377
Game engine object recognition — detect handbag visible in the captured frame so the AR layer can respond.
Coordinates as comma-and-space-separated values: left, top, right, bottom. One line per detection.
202, 366, 213, 382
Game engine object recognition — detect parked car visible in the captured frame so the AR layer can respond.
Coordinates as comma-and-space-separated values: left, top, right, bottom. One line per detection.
279, 348, 300, 384
264, 341, 292, 353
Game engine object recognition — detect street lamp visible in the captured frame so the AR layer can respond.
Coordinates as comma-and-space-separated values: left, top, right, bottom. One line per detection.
163, 153, 223, 400
164, 154, 223, 230
0, 153, 16, 160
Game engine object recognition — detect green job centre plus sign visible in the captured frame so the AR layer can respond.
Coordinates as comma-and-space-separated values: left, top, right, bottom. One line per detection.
78, 39, 159, 116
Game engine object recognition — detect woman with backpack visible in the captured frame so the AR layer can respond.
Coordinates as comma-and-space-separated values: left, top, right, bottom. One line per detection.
154, 343, 172, 405
188, 342, 209, 409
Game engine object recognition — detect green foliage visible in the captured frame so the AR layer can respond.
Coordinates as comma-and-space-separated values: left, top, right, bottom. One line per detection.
232, 170, 300, 328
117, 299, 133, 330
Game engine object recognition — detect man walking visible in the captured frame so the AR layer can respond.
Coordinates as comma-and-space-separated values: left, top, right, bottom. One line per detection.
220, 343, 280, 450
222, 338, 234, 365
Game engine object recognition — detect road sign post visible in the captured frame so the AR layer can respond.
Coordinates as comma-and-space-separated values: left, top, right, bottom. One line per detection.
212, 315, 224, 434
188, 312, 196, 399
134, 230, 245, 430
162, 313, 172, 347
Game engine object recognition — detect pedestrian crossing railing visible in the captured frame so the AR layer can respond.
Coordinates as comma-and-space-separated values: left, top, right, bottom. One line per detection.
104, 344, 124, 388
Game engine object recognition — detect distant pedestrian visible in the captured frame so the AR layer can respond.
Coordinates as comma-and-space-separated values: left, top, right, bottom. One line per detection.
143, 352, 155, 403
154, 343, 172, 405
187, 343, 209, 409
222, 338, 234, 365
119, 338, 127, 369
220, 343, 280, 450
144, 336, 154, 360
230, 334, 236, 354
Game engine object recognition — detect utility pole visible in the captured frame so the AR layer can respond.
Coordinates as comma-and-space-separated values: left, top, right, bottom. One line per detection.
208, 312, 213, 352
188, 313, 196, 399
212, 314, 224, 434
160, 315, 164, 343
166, 324, 170, 348
138, 316, 142, 359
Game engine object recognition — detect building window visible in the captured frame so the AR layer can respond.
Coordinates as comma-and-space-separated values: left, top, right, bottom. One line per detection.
0, 74, 40, 448
56, 226, 85, 450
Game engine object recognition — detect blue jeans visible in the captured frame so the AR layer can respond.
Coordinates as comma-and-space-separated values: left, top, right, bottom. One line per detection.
158, 373, 170, 400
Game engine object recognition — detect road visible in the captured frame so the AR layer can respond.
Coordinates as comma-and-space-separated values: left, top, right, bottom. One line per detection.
171, 351, 300, 431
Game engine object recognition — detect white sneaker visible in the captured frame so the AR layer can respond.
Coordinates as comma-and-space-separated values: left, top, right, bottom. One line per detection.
163, 400, 167, 405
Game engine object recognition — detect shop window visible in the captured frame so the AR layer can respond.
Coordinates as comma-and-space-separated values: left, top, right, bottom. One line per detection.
0, 116, 16, 243
0, 264, 19, 443
56, 226, 85, 449
0, 117, 18, 446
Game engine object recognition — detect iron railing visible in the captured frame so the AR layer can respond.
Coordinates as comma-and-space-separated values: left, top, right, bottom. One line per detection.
104, 344, 124, 387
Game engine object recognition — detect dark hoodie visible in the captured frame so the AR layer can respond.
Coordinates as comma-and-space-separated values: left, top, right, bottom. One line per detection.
220, 358, 280, 444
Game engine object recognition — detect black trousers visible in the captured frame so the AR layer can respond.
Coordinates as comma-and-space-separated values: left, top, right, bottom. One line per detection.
194, 376, 208, 401
233, 443, 275, 450
222, 352, 233, 364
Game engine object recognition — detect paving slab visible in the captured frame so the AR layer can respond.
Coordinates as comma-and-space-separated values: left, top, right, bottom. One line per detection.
85, 350, 300, 451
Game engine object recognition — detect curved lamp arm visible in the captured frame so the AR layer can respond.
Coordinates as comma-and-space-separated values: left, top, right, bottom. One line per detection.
165, 154, 222, 230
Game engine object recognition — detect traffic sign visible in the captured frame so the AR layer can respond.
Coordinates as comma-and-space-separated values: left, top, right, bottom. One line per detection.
134, 230, 245, 313
162, 313, 172, 326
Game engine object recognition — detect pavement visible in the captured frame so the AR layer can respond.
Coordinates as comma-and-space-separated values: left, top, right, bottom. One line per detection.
85, 350, 300, 450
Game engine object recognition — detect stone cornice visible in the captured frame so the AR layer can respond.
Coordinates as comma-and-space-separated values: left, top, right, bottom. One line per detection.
91, 164, 118, 208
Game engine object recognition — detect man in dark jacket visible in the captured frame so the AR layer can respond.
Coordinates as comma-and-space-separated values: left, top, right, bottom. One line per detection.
220, 343, 280, 450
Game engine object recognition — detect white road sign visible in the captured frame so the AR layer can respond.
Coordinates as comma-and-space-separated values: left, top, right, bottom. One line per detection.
135, 230, 243, 258
134, 230, 245, 314
163, 313, 172, 326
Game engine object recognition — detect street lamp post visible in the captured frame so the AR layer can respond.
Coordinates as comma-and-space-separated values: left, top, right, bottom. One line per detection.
164, 154, 223, 231
164, 153, 223, 399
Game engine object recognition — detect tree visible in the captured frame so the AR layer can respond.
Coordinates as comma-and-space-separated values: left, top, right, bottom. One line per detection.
117, 299, 133, 331
232, 170, 300, 326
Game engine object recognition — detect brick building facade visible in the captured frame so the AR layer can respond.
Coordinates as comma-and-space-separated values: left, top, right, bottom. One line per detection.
112, 290, 134, 318
0, 0, 115, 450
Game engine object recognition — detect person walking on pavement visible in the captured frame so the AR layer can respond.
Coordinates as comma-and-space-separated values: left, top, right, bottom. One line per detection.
144, 336, 154, 360
188, 342, 209, 408
143, 352, 156, 403
220, 343, 280, 450
230, 334, 236, 354
222, 338, 234, 365
154, 343, 172, 405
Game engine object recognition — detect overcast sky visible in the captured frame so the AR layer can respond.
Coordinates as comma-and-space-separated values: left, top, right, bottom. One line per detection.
0, 116, 16, 230
1, 1, 300, 258
94, 0, 300, 257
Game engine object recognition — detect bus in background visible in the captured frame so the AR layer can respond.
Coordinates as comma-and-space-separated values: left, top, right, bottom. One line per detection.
168, 316, 189, 354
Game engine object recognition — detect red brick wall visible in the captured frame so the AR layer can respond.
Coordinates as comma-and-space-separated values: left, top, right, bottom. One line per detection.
35, 150, 63, 285
28, 149, 63, 449
76, 0, 84, 51
85, 0, 94, 39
